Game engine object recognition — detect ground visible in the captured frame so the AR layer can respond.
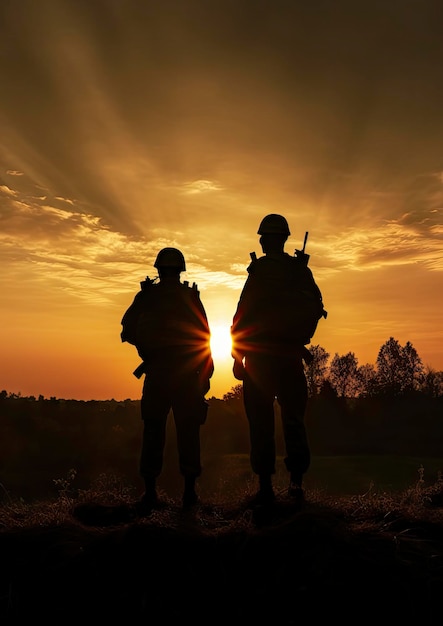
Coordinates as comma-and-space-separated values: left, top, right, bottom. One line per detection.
1, 490, 443, 624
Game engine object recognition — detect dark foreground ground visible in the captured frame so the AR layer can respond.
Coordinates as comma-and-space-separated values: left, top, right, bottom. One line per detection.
1, 488, 443, 625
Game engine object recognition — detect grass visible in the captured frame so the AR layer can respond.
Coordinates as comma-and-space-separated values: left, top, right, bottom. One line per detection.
1, 467, 443, 624
196, 452, 443, 498
304, 455, 443, 494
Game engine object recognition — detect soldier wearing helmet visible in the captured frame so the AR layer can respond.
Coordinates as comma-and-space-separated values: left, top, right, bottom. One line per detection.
257, 213, 291, 236
121, 247, 214, 513
231, 214, 325, 507
154, 247, 186, 271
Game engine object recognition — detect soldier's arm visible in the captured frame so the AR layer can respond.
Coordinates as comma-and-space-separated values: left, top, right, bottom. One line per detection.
120, 291, 146, 344
188, 287, 214, 388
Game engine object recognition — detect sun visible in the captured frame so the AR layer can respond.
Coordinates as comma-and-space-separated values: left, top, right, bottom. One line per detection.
210, 324, 233, 360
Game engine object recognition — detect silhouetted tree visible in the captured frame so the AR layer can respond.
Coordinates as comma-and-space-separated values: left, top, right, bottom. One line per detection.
357, 363, 378, 397
222, 384, 243, 401
420, 367, 443, 398
328, 352, 360, 397
376, 337, 424, 395
304, 344, 329, 396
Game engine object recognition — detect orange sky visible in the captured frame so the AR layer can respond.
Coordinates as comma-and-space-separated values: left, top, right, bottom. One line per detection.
1, 1, 442, 400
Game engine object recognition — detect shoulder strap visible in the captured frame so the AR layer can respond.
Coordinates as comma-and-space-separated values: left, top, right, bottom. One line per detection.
182, 280, 200, 296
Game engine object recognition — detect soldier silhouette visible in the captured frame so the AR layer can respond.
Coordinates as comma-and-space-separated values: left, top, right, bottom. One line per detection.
231, 214, 326, 506
121, 247, 214, 513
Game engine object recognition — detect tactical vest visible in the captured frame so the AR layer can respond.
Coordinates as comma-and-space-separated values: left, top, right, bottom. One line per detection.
240, 253, 326, 347
123, 278, 206, 362
120, 276, 158, 346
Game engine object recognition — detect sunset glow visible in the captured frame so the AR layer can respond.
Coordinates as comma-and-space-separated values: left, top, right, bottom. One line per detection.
0, 1, 442, 400
210, 325, 233, 361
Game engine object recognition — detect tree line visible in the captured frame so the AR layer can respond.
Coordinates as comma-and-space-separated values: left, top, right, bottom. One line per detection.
224, 336, 443, 400
0, 336, 442, 502
311, 336, 443, 398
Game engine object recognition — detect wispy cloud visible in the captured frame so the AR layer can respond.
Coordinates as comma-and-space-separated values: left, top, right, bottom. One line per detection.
181, 179, 223, 194
0, 185, 17, 197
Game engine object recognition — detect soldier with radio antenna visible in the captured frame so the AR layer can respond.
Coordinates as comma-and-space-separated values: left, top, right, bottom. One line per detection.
231, 214, 326, 507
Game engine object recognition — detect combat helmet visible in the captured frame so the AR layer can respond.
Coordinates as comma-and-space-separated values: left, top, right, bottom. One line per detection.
257, 214, 291, 236
154, 247, 186, 272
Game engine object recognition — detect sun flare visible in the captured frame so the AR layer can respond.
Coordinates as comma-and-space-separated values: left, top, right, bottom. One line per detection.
210, 324, 233, 360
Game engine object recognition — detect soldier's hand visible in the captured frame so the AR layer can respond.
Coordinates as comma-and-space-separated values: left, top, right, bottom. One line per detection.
197, 373, 211, 395
233, 358, 245, 381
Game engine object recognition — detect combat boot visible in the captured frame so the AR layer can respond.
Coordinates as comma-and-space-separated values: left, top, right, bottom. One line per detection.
182, 475, 200, 509
250, 474, 275, 507
288, 472, 304, 506
136, 477, 158, 516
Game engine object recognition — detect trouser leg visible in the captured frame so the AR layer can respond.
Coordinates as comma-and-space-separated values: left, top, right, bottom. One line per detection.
173, 403, 202, 478
243, 358, 276, 476
279, 369, 310, 483
139, 380, 170, 479
139, 416, 168, 479
173, 394, 202, 507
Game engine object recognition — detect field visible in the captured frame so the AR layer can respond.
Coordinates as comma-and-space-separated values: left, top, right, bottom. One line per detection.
2, 394, 442, 622
155, 453, 443, 502
1, 460, 443, 625
303, 454, 443, 494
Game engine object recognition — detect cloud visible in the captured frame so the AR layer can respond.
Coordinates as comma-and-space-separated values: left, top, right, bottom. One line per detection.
0, 185, 17, 197
0, 181, 249, 310
181, 180, 223, 194
54, 196, 75, 205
